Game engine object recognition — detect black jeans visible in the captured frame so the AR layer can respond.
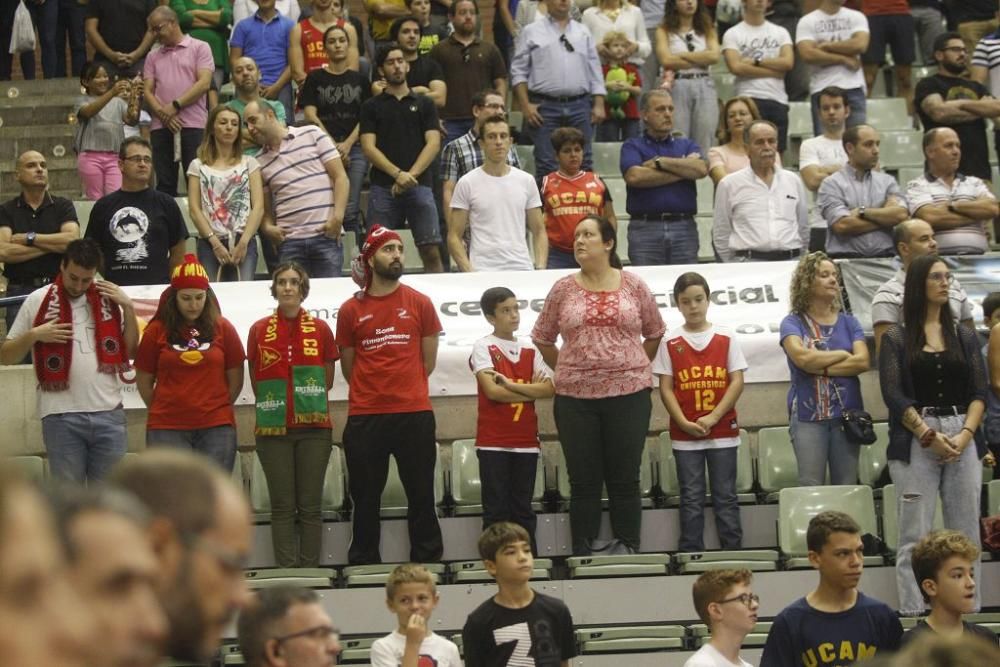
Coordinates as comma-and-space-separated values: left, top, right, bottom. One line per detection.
343, 411, 443, 564
477, 449, 538, 546
151, 127, 203, 197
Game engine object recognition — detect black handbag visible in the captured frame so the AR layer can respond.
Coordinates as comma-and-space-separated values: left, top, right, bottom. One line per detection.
831, 377, 878, 446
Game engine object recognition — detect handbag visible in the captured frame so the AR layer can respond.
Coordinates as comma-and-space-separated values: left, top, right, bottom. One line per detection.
9, 1, 35, 55
980, 515, 1000, 554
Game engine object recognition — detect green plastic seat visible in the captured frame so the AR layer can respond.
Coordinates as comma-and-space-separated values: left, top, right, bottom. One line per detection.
697, 177, 714, 212
757, 426, 798, 498
857, 423, 890, 488
448, 558, 552, 573
453, 568, 550, 582
450, 439, 545, 516
882, 483, 943, 554
508, 110, 523, 133
679, 559, 778, 573
342, 563, 445, 577
965, 612, 1000, 623
778, 485, 882, 568
244, 567, 334, 589
568, 553, 670, 579
690, 621, 772, 638
341, 637, 377, 651
75, 199, 96, 231
674, 550, 778, 564
8, 455, 45, 483
249, 452, 271, 518
581, 637, 683, 652
987, 480, 1000, 517
879, 131, 924, 169
696, 215, 714, 262
788, 102, 812, 138
592, 141, 622, 177
867, 98, 913, 132
576, 625, 686, 641
250, 448, 344, 520
515, 145, 534, 176
657, 433, 680, 499
345, 571, 441, 587
668, 429, 756, 506
604, 177, 628, 215
897, 167, 923, 189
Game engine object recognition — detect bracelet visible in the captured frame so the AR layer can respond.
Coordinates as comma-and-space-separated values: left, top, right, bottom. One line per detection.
919, 428, 937, 448
203, 232, 216, 240
962, 426, 976, 436
393, 169, 402, 180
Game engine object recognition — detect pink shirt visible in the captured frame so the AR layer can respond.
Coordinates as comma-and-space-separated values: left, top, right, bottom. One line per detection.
144, 35, 215, 131
532, 271, 666, 399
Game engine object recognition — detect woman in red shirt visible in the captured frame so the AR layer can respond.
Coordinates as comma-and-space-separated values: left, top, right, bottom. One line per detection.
135, 254, 246, 471
247, 262, 339, 568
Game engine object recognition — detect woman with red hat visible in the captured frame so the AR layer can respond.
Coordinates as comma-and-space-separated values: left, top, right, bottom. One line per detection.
134, 254, 247, 471
247, 261, 340, 568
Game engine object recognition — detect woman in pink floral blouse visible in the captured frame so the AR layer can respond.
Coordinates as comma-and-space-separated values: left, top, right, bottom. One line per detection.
532, 215, 666, 555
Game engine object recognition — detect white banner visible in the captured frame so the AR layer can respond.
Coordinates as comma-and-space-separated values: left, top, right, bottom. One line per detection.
120, 263, 798, 409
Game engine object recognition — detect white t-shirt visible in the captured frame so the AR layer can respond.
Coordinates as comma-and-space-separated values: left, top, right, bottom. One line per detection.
798, 134, 848, 229
651, 325, 748, 451
9, 285, 125, 419
369, 630, 463, 667
684, 643, 754, 667
451, 166, 543, 272
721, 20, 792, 104
795, 7, 869, 93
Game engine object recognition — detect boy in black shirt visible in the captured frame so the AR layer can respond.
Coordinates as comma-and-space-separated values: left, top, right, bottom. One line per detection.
462, 522, 576, 667
760, 511, 902, 667
900, 530, 999, 647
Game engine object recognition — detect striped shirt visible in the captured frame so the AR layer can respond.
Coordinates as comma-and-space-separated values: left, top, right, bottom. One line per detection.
972, 30, 1000, 96
905, 172, 994, 254
257, 125, 339, 240
871, 268, 974, 326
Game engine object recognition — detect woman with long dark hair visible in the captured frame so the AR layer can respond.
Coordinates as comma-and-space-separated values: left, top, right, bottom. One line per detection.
135, 255, 246, 471
532, 215, 665, 555
880, 254, 987, 616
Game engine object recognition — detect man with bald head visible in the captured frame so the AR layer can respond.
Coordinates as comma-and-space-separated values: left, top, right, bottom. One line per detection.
0, 150, 80, 331
871, 218, 976, 355
143, 5, 215, 196
906, 127, 997, 256
228, 56, 287, 156
109, 449, 254, 664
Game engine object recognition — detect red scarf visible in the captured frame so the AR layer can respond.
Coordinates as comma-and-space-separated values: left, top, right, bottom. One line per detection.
33, 273, 129, 391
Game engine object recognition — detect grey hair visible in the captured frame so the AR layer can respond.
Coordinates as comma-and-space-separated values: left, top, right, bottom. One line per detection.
743, 119, 778, 145
640, 89, 672, 112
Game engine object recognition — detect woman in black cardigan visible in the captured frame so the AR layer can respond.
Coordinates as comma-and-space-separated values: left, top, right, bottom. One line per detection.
879, 254, 987, 616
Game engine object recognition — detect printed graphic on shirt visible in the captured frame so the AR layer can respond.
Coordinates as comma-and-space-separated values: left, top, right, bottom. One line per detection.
108, 206, 150, 263
492, 619, 561, 667
360, 324, 412, 352
800, 640, 877, 667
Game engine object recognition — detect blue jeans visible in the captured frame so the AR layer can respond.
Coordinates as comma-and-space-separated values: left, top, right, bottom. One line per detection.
279, 235, 343, 278
42, 408, 127, 482
674, 447, 742, 552
345, 142, 368, 234
197, 235, 259, 281
56, 0, 86, 77
810, 87, 866, 136
28, 0, 58, 78
789, 413, 860, 486
626, 217, 699, 266
276, 83, 294, 129
526, 95, 594, 183
547, 246, 579, 269
367, 184, 442, 246
889, 414, 983, 615
443, 118, 474, 149
147, 425, 237, 472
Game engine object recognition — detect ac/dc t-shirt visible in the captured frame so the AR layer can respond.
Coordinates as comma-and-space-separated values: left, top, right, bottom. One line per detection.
84, 188, 189, 286
298, 68, 371, 142
335, 284, 442, 415
462, 592, 577, 667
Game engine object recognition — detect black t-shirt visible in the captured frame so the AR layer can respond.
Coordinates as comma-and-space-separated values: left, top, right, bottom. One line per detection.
299, 68, 371, 142
900, 620, 999, 648
84, 188, 189, 286
419, 24, 450, 56
359, 90, 440, 188
86, 0, 158, 54
462, 592, 577, 667
914, 74, 992, 180
0, 194, 78, 283
407, 55, 445, 91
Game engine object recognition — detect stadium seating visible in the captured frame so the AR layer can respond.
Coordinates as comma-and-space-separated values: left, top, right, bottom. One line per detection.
380, 445, 445, 518
878, 131, 924, 170
449, 438, 546, 515
988, 480, 1000, 517
249, 448, 346, 521
342, 562, 446, 587
555, 436, 655, 508
243, 568, 335, 590
857, 423, 890, 490
866, 98, 913, 132
567, 553, 671, 578
756, 426, 797, 499
592, 142, 622, 176
880, 483, 944, 555
447, 558, 553, 582
777, 485, 881, 568
8, 455, 45, 483
576, 625, 686, 653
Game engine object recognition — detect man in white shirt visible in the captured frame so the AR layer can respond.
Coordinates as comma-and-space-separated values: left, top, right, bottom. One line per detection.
722, 0, 794, 151
906, 127, 996, 256
796, 0, 870, 134
448, 115, 547, 272
714, 120, 809, 262
799, 86, 850, 251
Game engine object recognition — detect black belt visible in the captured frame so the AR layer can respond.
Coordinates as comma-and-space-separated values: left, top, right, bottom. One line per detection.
919, 405, 968, 417
675, 72, 710, 79
735, 248, 801, 261
632, 212, 696, 222
827, 250, 895, 259
8, 277, 52, 288
529, 92, 589, 103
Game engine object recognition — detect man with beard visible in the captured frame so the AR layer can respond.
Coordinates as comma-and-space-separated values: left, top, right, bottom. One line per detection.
915, 32, 1000, 183
109, 448, 253, 664
336, 225, 444, 565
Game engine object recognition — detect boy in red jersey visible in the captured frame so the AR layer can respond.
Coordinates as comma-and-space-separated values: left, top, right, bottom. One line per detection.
653, 272, 748, 553
470, 287, 554, 547
540, 127, 618, 269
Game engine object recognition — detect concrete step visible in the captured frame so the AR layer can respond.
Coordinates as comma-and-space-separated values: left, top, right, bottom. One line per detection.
0, 106, 77, 128
0, 93, 80, 109
1, 79, 83, 98
0, 157, 79, 197
0, 126, 77, 161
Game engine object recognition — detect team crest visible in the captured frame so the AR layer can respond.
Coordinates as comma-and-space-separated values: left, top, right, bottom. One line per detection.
259, 346, 281, 371
674, 343, 685, 355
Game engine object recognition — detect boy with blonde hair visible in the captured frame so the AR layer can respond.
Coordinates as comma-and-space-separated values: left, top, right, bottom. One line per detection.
462, 522, 576, 667
900, 530, 998, 647
685, 569, 758, 667
370, 564, 462, 667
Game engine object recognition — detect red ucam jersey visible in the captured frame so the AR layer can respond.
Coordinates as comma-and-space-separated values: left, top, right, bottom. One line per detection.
470, 336, 545, 449
666, 332, 739, 442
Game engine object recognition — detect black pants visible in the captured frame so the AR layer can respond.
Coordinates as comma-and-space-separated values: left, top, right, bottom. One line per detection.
343, 411, 443, 564
151, 127, 203, 197
477, 449, 538, 546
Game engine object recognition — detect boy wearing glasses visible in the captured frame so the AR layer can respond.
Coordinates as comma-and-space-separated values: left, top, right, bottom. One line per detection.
685, 569, 758, 667
237, 586, 343, 667
760, 511, 902, 667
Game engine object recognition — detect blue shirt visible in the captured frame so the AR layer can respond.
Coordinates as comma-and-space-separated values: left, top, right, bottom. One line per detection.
779, 312, 865, 422
620, 132, 701, 216
510, 16, 606, 97
229, 11, 294, 85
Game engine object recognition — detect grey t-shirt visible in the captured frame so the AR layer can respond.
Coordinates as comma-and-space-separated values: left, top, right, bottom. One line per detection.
75, 95, 129, 154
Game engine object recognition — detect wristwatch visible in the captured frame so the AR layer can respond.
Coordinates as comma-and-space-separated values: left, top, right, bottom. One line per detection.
753, 56, 762, 67
654, 158, 663, 171
171, 99, 182, 111
858, 206, 866, 220
25, 231, 36, 246
948, 201, 958, 213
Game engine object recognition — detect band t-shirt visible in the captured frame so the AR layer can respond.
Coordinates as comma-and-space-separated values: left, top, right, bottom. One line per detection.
462, 592, 577, 667
914, 74, 992, 180
84, 188, 189, 286
299, 68, 371, 142
335, 284, 442, 415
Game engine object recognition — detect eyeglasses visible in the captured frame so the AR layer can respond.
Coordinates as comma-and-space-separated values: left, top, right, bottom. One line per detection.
685, 32, 695, 52
122, 155, 152, 164
560, 34, 575, 53
942, 46, 967, 53
717, 593, 760, 608
274, 625, 340, 644
928, 271, 954, 285
183, 533, 249, 575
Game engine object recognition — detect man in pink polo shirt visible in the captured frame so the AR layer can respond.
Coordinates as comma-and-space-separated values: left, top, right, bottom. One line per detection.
143, 6, 214, 197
